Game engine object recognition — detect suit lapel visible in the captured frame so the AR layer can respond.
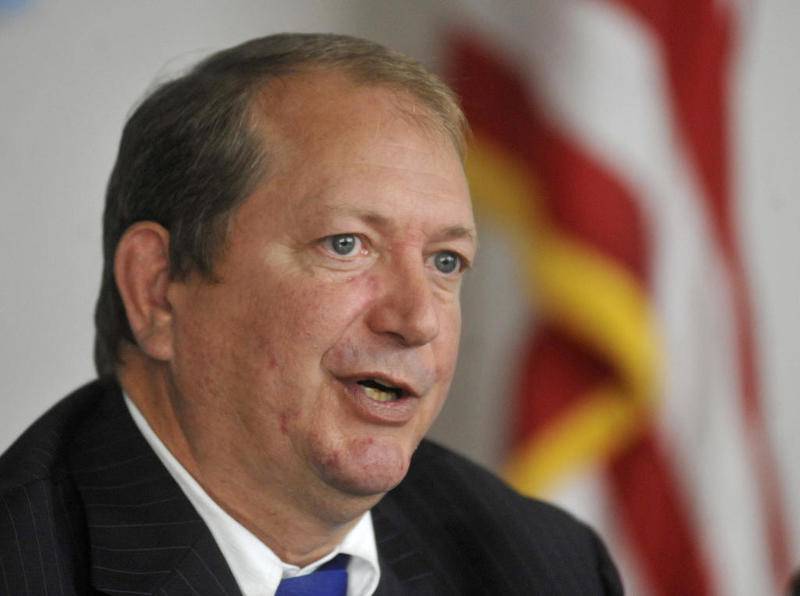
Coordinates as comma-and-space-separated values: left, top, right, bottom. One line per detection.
70, 380, 241, 595
372, 493, 439, 595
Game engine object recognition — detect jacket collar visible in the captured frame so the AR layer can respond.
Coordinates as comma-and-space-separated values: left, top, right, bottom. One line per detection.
372, 493, 440, 595
70, 379, 242, 595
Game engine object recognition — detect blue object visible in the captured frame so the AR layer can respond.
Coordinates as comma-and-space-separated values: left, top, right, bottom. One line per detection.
275, 554, 350, 596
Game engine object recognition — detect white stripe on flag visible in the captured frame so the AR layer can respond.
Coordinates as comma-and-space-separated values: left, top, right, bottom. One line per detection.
449, 0, 780, 593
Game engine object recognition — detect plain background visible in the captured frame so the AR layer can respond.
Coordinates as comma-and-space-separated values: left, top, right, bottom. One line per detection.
1, 0, 798, 561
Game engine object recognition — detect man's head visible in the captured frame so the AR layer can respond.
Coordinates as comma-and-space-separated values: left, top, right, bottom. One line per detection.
100, 34, 475, 528
95, 33, 467, 375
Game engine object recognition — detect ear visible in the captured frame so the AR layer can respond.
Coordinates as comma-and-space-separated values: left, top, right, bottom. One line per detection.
114, 222, 175, 362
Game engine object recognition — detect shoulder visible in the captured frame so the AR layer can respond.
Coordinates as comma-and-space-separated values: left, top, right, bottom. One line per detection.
380, 439, 623, 594
0, 378, 116, 491
404, 440, 588, 535
402, 440, 602, 544
0, 380, 115, 594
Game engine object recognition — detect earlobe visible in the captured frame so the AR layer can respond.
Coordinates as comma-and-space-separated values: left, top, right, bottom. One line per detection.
114, 222, 175, 362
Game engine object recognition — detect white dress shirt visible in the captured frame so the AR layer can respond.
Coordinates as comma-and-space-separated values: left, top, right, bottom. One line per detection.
124, 395, 381, 596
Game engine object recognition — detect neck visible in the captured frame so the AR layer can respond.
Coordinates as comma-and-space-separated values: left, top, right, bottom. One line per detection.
116, 345, 378, 566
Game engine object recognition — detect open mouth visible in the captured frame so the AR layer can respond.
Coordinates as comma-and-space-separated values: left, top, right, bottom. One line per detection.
357, 378, 405, 402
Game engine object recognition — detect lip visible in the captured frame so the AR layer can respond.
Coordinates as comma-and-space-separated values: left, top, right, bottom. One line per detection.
336, 376, 421, 425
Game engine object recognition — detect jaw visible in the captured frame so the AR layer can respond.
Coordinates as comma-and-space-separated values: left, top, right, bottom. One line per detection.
309, 430, 414, 498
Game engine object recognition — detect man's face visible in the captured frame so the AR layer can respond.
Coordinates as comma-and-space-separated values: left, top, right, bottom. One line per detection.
166, 72, 475, 503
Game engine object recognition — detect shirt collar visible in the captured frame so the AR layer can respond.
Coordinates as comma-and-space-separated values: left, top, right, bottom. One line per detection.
124, 394, 381, 596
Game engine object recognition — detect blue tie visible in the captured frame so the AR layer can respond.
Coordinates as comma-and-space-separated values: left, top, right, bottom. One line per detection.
275, 553, 350, 596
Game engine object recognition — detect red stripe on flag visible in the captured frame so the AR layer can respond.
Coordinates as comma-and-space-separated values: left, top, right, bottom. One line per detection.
450, 35, 649, 279
608, 432, 715, 596
447, 32, 717, 594
620, 1, 792, 584
514, 324, 614, 445
538, 117, 651, 282
617, 1, 733, 249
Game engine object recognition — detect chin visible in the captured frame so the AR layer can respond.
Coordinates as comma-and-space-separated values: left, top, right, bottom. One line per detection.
313, 434, 414, 497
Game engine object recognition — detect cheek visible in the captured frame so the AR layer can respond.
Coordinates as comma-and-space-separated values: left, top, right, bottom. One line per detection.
238, 279, 322, 353
285, 272, 377, 337
243, 272, 378, 372
435, 303, 462, 376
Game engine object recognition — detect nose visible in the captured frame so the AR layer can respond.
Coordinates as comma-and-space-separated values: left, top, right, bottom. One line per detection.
366, 258, 440, 347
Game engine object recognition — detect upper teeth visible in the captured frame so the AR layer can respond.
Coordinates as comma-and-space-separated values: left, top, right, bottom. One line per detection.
363, 386, 397, 402
358, 378, 401, 401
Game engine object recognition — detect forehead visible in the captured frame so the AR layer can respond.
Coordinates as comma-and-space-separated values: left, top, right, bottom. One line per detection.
255, 69, 449, 140
242, 70, 473, 228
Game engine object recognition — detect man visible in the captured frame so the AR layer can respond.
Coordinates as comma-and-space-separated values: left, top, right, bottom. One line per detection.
0, 34, 622, 595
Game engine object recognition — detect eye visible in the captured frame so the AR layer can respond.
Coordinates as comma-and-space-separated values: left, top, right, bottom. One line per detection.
323, 234, 363, 257
432, 251, 462, 275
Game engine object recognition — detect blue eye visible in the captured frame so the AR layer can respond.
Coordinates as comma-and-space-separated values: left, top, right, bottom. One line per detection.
325, 234, 361, 256
433, 251, 461, 275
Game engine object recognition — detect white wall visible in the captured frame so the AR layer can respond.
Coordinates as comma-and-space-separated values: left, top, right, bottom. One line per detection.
1, 0, 797, 549
0, 0, 359, 444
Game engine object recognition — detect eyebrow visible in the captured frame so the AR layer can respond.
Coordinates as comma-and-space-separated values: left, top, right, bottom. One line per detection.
433, 225, 478, 245
337, 208, 477, 245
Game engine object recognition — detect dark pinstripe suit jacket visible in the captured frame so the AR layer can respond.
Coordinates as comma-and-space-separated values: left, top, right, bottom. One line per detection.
0, 379, 623, 595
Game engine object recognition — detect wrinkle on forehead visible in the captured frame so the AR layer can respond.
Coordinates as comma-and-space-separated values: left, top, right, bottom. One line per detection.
250, 69, 460, 165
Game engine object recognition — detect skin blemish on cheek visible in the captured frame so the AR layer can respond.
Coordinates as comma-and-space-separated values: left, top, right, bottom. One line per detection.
279, 405, 301, 435
321, 450, 342, 471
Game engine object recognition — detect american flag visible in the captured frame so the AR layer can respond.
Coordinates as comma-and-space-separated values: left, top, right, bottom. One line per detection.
443, 1, 793, 593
